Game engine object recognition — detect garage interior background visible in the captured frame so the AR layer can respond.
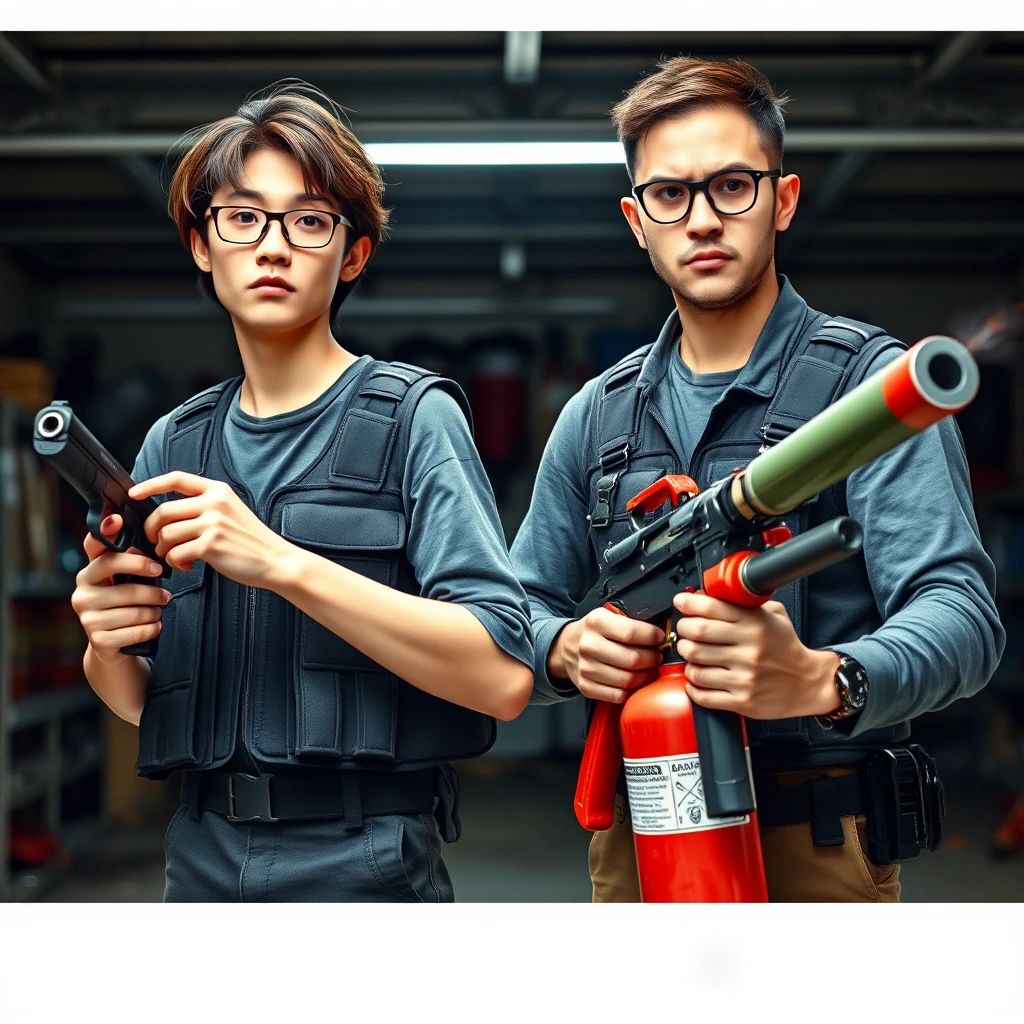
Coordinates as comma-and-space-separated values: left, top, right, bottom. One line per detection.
1, 30, 1024, 901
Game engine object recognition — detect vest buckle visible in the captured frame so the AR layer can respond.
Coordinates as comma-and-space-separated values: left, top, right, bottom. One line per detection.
758, 422, 792, 454
590, 442, 630, 529
227, 773, 278, 823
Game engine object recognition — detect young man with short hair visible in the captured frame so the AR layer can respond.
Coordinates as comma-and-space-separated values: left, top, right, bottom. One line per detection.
71, 83, 534, 902
511, 57, 1004, 902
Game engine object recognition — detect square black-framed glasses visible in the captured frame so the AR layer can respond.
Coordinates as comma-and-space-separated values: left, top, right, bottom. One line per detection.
632, 168, 782, 224
207, 206, 354, 249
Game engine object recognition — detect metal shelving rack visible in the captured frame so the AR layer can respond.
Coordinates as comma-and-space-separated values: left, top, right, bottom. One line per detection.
0, 399, 107, 901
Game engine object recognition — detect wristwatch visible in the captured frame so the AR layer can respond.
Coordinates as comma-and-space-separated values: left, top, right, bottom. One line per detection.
817, 654, 869, 729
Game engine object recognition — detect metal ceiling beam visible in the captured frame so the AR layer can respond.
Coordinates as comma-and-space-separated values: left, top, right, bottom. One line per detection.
111, 154, 169, 214
919, 31, 990, 88
0, 33, 173, 217
4, 128, 1024, 158
504, 32, 542, 85
44, 52, 1021, 81
779, 32, 991, 258
0, 32, 51, 93
52, 295, 621, 321
3, 220, 1021, 248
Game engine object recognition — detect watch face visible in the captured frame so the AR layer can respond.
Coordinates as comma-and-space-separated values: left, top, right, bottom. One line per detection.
840, 660, 869, 710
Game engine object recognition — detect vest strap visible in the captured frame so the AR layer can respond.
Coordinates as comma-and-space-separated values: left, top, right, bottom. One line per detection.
759, 316, 889, 452
164, 378, 239, 477
590, 349, 652, 529
330, 360, 472, 494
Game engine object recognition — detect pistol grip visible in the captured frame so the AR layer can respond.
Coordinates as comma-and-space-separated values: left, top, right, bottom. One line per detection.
112, 573, 161, 658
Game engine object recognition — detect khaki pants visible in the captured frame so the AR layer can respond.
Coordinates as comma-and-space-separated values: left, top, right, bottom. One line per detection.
589, 769, 901, 903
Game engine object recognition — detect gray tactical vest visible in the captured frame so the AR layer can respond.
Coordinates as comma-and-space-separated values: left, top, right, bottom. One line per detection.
136, 359, 496, 780
586, 313, 910, 764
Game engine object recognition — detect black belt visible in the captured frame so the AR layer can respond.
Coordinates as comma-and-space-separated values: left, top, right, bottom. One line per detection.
181, 768, 437, 829
755, 772, 866, 847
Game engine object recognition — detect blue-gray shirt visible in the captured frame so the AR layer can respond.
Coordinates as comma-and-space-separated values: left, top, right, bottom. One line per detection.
510, 279, 1005, 739
665, 349, 741, 469
132, 357, 534, 683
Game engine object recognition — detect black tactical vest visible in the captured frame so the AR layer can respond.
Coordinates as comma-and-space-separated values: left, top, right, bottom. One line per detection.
136, 359, 497, 780
585, 313, 911, 762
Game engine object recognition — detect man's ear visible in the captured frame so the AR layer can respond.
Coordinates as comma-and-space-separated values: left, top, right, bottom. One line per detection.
620, 196, 649, 251
190, 226, 212, 272
774, 173, 801, 232
340, 235, 373, 283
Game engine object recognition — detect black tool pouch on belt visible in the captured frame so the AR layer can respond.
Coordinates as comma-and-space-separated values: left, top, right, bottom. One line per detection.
864, 744, 947, 864
432, 764, 462, 843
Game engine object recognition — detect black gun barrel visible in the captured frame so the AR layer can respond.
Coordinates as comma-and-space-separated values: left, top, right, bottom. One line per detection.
740, 517, 863, 596
34, 403, 143, 514
33, 401, 169, 658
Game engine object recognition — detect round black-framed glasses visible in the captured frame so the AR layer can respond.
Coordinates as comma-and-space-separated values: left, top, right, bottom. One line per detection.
208, 206, 354, 249
632, 169, 782, 225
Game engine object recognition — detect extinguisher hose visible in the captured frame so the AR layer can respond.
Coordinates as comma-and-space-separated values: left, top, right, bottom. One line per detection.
740, 517, 863, 596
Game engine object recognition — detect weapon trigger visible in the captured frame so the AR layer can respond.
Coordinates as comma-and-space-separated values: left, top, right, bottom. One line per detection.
86, 500, 120, 552
761, 525, 792, 547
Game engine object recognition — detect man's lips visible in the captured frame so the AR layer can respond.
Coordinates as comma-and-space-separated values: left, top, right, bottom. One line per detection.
250, 276, 295, 292
686, 251, 733, 269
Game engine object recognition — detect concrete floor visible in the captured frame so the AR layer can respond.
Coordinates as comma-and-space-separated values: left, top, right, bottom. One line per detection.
38, 755, 1024, 903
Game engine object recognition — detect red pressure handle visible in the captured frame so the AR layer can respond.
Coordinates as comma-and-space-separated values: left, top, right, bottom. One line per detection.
625, 474, 699, 516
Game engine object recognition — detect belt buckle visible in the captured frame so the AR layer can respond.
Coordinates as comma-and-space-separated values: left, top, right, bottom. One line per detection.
227, 773, 278, 823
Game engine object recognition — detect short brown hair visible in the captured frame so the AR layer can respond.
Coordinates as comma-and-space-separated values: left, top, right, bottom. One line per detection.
610, 56, 789, 182
166, 80, 389, 317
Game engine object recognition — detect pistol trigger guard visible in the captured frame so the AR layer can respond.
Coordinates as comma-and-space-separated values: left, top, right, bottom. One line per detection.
86, 500, 118, 552
86, 499, 134, 554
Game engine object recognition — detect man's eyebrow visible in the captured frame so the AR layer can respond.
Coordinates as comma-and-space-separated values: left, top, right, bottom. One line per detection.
693, 162, 760, 176
221, 189, 334, 206
643, 162, 760, 182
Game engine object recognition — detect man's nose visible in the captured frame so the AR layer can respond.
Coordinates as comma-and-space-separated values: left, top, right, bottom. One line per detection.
255, 219, 291, 262
686, 190, 723, 236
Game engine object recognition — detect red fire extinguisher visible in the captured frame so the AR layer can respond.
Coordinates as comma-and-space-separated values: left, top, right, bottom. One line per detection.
574, 478, 796, 902
577, 636, 769, 902
617, 664, 768, 903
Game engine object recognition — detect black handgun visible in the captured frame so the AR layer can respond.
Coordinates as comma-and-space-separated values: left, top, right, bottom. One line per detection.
32, 400, 171, 657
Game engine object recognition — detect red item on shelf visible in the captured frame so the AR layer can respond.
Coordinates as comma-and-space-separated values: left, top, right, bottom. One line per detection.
11, 602, 33, 699
7, 825, 71, 869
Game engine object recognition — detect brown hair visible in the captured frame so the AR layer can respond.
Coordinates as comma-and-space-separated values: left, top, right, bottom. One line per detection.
610, 56, 789, 182
166, 80, 389, 317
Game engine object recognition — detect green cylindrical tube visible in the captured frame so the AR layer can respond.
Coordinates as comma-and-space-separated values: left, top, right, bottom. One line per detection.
739, 335, 978, 517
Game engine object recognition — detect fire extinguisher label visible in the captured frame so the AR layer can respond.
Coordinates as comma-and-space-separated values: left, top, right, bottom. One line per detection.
623, 753, 750, 834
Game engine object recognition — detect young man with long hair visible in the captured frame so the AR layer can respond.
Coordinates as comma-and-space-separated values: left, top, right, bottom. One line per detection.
511, 57, 1004, 901
70, 83, 534, 902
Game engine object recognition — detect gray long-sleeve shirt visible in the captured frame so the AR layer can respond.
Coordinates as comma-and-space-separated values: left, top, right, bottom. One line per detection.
132, 356, 534, 720
510, 280, 1004, 742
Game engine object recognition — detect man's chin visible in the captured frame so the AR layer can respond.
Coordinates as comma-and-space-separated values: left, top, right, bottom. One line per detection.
230, 303, 320, 333
674, 280, 748, 311
672, 263, 773, 311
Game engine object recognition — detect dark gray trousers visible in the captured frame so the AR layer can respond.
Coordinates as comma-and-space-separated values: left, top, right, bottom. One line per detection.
163, 805, 455, 902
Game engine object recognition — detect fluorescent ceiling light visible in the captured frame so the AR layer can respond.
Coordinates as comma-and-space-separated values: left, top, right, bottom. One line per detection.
364, 141, 623, 166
